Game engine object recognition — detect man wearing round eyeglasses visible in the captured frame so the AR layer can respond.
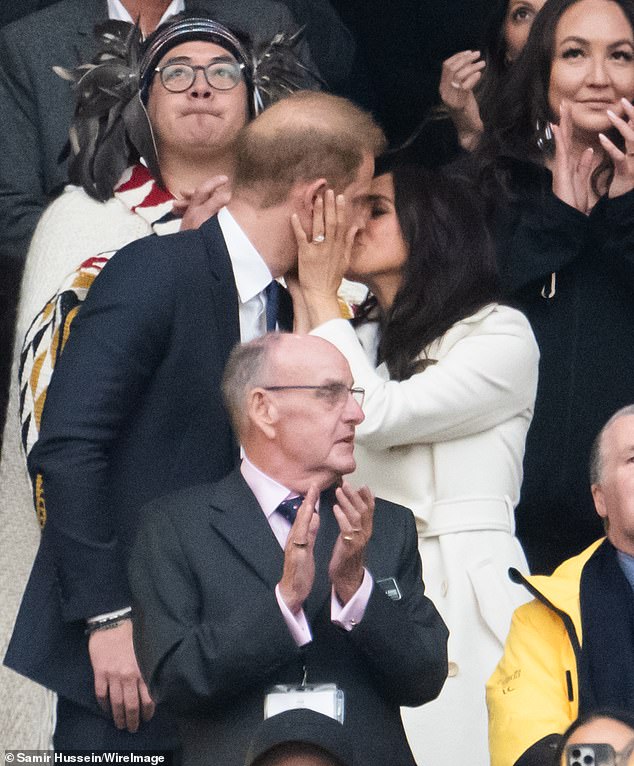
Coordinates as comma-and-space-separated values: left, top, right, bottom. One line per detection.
129, 332, 449, 766
144, 34, 251, 200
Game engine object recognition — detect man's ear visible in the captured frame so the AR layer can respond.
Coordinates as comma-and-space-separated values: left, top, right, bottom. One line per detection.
591, 482, 607, 520
247, 388, 278, 440
301, 178, 328, 216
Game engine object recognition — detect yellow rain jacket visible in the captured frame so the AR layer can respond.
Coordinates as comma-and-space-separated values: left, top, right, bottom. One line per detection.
486, 539, 604, 766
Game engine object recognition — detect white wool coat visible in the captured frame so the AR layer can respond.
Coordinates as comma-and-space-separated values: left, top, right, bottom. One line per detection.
312, 303, 539, 766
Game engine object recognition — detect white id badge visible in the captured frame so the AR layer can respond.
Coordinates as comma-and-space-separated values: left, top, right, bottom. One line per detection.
264, 684, 344, 723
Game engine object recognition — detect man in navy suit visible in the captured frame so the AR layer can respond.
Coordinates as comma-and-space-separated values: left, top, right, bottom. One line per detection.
5, 91, 384, 749
0, 0, 354, 448
129, 332, 449, 766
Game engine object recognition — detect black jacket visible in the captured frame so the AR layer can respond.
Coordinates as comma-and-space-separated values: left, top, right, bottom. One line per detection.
487, 157, 634, 572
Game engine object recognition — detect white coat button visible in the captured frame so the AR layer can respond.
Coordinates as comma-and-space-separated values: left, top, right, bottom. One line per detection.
447, 661, 459, 677
440, 580, 448, 597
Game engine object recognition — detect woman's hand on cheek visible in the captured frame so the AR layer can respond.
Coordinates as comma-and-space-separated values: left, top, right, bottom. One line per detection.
290, 190, 357, 327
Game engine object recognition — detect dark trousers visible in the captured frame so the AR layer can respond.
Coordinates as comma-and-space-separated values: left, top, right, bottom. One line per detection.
54, 696, 180, 754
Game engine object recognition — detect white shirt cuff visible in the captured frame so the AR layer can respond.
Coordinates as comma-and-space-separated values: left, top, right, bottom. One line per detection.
275, 584, 313, 647
331, 569, 373, 630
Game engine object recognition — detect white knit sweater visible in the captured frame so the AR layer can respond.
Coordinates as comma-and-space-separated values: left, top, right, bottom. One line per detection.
0, 167, 175, 748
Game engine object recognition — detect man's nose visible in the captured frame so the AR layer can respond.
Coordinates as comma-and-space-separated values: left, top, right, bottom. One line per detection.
190, 69, 213, 98
343, 393, 365, 425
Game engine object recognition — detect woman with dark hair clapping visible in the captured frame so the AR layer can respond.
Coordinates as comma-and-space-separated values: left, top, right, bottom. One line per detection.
438, 0, 546, 150
472, 0, 634, 574
289, 164, 539, 766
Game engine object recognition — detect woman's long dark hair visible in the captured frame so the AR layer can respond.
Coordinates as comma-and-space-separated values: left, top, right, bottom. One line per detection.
476, 0, 517, 128
553, 709, 634, 764
427, 1, 512, 139
475, 0, 634, 191
355, 165, 500, 381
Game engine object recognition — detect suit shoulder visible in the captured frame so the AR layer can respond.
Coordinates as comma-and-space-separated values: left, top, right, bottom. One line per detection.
103, 225, 209, 283
0, 0, 87, 42
114, 215, 223, 267
139, 481, 217, 528
373, 496, 417, 536
374, 496, 412, 516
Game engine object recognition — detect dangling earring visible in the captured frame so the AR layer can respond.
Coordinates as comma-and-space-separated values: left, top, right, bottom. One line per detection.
536, 119, 554, 154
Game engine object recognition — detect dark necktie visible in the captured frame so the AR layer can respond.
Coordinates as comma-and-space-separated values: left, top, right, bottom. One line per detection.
265, 280, 279, 331
276, 496, 304, 525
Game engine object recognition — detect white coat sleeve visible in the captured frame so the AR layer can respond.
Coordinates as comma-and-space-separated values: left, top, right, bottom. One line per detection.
310, 307, 539, 450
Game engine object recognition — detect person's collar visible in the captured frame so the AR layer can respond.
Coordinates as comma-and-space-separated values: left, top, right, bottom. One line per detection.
113, 164, 177, 232
617, 548, 634, 591
240, 455, 300, 521
107, 0, 184, 28
217, 207, 272, 305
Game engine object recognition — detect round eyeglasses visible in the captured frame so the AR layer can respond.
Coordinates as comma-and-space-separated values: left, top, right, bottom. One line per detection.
154, 60, 244, 93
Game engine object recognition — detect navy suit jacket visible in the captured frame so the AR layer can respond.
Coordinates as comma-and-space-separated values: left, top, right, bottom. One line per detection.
128, 469, 449, 766
5, 215, 291, 711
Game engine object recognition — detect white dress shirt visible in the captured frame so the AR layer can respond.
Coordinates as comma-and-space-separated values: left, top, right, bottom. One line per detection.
107, 0, 184, 28
217, 207, 275, 342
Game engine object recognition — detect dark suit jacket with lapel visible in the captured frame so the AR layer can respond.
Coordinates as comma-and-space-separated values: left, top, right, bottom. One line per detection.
5, 215, 292, 712
128, 468, 449, 766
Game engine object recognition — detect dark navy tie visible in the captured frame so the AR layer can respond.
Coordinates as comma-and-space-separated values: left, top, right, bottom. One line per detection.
265, 280, 279, 331
276, 496, 304, 525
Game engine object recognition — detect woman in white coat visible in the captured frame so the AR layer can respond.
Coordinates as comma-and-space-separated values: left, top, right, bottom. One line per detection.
290, 164, 539, 766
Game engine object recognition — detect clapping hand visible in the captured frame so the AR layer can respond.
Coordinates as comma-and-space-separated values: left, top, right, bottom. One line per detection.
328, 482, 374, 606
277, 482, 374, 612
439, 50, 485, 151
599, 97, 634, 198
278, 487, 321, 614
551, 100, 594, 213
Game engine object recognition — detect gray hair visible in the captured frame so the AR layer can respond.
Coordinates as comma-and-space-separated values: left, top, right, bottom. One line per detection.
221, 333, 284, 437
589, 404, 634, 484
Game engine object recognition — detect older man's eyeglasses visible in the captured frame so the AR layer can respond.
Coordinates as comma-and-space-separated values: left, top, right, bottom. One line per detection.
155, 60, 244, 93
263, 384, 365, 408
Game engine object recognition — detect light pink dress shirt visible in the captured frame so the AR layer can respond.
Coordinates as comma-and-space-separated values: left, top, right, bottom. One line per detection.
240, 456, 373, 646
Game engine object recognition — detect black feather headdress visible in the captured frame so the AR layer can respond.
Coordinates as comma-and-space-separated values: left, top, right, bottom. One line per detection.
250, 29, 324, 114
56, 17, 323, 202
55, 21, 155, 200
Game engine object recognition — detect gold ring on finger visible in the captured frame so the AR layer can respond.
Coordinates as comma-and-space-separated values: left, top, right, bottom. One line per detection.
293, 540, 309, 548
342, 535, 354, 542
